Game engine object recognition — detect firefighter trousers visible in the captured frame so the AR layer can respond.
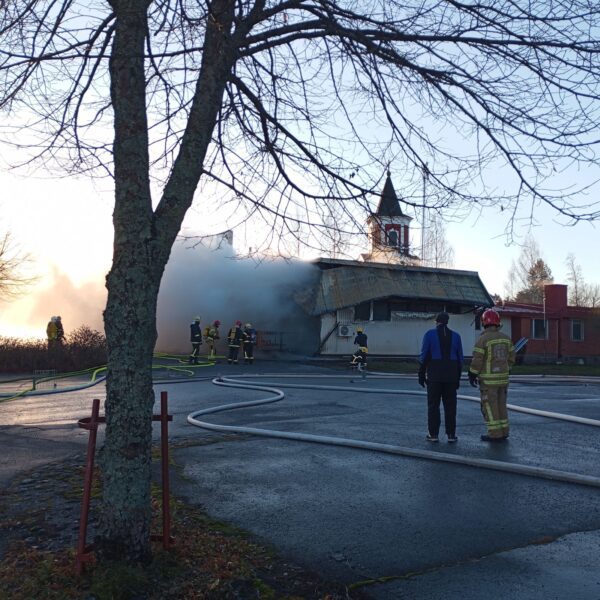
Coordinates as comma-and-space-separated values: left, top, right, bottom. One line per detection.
243, 343, 254, 364
228, 345, 240, 364
479, 383, 509, 438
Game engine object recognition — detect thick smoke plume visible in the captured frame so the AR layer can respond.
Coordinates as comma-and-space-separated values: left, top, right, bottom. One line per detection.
157, 241, 319, 355
19, 240, 320, 356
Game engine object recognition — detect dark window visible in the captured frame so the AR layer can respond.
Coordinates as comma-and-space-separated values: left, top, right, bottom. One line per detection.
475, 313, 482, 331
373, 300, 390, 321
571, 320, 584, 341
531, 319, 547, 340
387, 230, 398, 247
354, 301, 371, 321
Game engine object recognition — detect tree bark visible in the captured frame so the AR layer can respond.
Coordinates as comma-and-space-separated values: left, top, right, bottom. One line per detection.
98, 0, 157, 563
98, 0, 238, 562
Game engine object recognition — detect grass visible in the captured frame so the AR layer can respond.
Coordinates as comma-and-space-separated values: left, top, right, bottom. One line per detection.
0, 458, 364, 600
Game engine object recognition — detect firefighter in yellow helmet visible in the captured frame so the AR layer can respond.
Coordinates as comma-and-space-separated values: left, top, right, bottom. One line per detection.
204, 320, 221, 360
350, 327, 368, 369
468, 309, 516, 442
46, 316, 58, 346
227, 320, 244, 364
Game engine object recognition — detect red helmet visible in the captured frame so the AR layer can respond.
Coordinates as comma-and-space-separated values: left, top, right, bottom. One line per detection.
236, 320, 242, 326
482, 309, 501, 327
214, 320, 220, 326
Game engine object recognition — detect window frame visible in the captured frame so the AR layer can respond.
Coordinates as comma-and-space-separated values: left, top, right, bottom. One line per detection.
571, 319, 584, 342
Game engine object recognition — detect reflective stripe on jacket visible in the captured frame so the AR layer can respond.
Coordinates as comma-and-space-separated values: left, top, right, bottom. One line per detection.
469, 326, 515, 386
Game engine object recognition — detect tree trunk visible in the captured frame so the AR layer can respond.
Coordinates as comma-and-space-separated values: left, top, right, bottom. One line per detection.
97, 0, 158, 563
97, 0, 238, 562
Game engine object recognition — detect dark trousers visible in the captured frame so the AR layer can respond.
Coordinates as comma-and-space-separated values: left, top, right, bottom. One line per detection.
190, 342, 201, 360
243, 343, 254, 363
228, 345, 240, 364
427, 381, 457, 436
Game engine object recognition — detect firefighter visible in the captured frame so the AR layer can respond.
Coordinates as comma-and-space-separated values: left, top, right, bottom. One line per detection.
468, 308, 515, 442
204, 320, 221, 360
55, 316, 65, 343
418, 312, 464, 443
227, 320, 244, 364
189, 316, 202, 364
47, 316, 58, 343
242, 323, 257, 365
46, 316, 58, 347
350, 327, 368, 369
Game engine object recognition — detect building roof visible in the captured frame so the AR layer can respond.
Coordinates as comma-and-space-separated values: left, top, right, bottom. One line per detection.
295, 258, 494, 315
375, 173, 405, 217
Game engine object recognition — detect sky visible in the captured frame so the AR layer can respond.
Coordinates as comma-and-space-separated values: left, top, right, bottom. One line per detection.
1, 162, 598, 345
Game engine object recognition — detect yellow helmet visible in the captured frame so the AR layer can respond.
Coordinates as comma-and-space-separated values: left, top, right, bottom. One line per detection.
357, 327, 363, 333
193, 316, 201, 322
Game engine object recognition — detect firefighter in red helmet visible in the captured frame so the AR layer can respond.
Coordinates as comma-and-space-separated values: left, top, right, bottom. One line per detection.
468, 308, 516, 442
227, 320, 244, 364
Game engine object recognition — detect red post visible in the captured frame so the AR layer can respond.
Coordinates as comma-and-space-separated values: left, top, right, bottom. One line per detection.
76, 398, 100, 575
160, 391, 171, 549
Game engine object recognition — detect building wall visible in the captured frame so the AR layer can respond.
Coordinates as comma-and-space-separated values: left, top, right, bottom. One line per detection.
319, 311, 484, 357
514, 315, 600, 364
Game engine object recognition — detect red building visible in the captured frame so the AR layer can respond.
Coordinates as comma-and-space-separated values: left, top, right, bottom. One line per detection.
497, 284, 600, 364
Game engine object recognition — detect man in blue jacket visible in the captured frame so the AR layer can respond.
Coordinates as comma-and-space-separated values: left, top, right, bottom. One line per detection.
418, 312, 464, 443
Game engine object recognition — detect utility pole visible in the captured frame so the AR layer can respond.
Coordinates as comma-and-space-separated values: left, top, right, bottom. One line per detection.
421, 163, 429, 263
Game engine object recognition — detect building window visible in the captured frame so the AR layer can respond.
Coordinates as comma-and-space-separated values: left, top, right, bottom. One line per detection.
373, 300, 390, 321
354, 301, 371, 321
387, 230, 398, 247
571, 319, 584, 341
531, 319, 547, 340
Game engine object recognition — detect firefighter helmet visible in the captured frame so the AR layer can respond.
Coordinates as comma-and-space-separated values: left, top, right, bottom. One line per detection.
482, 309, 501, 327
356, 327, 363, 333
245, 323, 252, 328
214, 320, 220, 326
236, 320, 242, 326
193, 316, 201, 322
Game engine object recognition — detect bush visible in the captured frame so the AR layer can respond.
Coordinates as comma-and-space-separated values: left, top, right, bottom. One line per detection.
0, 325, 107, 373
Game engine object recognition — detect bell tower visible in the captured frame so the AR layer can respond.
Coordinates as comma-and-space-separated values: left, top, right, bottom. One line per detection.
362, 171, 416, 264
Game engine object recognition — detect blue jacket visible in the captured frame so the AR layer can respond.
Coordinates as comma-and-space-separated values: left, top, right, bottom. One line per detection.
419, 324, 464, 383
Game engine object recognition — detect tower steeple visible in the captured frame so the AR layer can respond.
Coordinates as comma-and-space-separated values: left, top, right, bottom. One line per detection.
362, 171, 415, 264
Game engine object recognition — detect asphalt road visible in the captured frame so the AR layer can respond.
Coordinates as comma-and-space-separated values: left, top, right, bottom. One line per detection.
1, 361, 599, 599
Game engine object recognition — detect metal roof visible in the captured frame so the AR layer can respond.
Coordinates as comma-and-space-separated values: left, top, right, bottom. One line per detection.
295, 260, 494, 315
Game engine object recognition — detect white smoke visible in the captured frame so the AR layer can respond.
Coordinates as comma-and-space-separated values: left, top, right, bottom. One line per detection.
156, 240, 319, 354
18, 239, 320, 356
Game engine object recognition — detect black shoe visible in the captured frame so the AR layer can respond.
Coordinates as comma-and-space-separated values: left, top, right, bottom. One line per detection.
426, 434, 439, 442
480, 435, 505, 442
447, 435, 458, 443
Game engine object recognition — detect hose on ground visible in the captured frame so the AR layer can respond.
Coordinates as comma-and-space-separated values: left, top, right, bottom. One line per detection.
187, 375, 600, 489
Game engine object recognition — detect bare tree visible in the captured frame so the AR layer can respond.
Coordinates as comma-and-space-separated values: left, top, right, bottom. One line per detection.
2, 0, 600, 562
0, 233, 35, 300
566, 253, 600, 307
566, 253, 585, 306
422, 214, 455, 268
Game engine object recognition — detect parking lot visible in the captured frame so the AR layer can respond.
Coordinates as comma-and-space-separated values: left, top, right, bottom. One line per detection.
1, 361, 600, 599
